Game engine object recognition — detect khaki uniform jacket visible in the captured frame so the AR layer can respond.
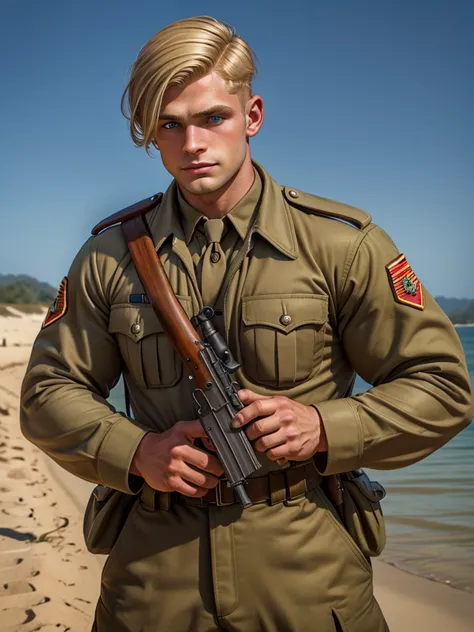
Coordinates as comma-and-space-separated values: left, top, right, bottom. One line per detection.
20, 161, 473, 631
21, 161, 472, 493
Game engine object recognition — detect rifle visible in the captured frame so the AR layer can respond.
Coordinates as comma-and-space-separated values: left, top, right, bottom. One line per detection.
120, 214, 262, 508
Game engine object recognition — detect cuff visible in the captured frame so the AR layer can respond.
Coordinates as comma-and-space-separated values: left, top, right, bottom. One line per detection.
97, 415, 149, 494
311, 398, 363, 475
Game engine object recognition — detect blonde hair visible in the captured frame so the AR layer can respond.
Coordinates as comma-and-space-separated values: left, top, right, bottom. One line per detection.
121, 16, 258, 153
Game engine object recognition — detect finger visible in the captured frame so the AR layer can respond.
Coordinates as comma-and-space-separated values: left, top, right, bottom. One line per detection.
232, 397, 279, 428
201, 437, 217, 452
266, 444, 291, 462
238, 389, 272, 404
245, 413, 281, 441
181, 418, 211, 440
180, 444, 225, 477
179, 462, 222, 490
253, 428, 287, 453
169, 477, 211, 498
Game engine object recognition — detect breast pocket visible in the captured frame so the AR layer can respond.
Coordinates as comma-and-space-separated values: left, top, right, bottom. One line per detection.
108, 296, 193, 389
240, 294, 328, 389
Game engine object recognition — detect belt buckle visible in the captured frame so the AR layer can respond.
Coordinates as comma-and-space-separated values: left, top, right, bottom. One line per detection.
216, 480, 235, 507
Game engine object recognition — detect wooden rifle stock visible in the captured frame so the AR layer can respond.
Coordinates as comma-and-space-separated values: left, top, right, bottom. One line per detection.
121, 216, 212, 390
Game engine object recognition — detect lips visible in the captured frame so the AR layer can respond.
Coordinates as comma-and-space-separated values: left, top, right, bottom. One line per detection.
183, 163, 216, 174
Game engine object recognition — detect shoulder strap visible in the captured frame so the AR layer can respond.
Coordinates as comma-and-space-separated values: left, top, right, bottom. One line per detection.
91, 193, 162, 236
282, 187, 371, 230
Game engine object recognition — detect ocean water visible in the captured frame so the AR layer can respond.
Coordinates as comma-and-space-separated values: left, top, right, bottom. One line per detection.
108, 327, 474, 592
361, 326, 474, 592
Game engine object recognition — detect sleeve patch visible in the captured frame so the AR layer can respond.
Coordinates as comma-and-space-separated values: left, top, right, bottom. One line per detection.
43, 277, 68, 328
386, 255, 424, 310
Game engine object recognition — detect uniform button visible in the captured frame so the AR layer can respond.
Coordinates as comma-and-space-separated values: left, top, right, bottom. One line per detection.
131, 323, 141, 335
211, 252, 221, 263
288, 190, 299, 198
280, 314, 292, 326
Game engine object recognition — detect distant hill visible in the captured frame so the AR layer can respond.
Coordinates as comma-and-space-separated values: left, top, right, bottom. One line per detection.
434, 296, 473, 315
0, 274, 56, 305
435, 296, 474, 325
0, 276, 472, 323
447, 303, 474, 325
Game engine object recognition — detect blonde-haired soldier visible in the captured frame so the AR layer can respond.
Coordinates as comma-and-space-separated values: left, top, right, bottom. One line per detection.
21, 15, 472, 632
122, 16, 257, 152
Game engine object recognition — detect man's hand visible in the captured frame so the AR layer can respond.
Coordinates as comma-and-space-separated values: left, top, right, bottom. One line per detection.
231, 389, 328, 462
130, 420, 224, 497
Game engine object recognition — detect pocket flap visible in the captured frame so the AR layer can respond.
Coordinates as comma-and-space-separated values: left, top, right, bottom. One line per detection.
109, 296, 193, 342
241, 294, 328, 334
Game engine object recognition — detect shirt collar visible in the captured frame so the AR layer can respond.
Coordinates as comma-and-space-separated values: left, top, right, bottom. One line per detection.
226, 168, 262, 240
176, 188, 204, 245
148, 161, 298, 260
251, 160, 298, 259
176, 168, 262, 244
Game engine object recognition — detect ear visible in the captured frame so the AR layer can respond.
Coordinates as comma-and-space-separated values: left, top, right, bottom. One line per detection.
245, 95, 264, 138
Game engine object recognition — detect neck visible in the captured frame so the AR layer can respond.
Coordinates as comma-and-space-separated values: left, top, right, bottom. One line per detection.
179, 150, 255, 219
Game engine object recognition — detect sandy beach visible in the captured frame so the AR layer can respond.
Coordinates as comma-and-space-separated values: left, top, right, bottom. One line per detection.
1, 310, 473, 631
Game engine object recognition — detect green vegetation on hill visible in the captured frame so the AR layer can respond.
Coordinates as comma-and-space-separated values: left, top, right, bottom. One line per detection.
0, 274, 56, 305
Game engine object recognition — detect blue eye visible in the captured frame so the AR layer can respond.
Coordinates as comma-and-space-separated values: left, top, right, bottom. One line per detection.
162, 121, 179, 129
208, 115, 223, 124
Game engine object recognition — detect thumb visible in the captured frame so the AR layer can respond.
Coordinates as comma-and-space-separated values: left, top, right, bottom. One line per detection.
181, 418, 209, 440
238, 388, 272, 404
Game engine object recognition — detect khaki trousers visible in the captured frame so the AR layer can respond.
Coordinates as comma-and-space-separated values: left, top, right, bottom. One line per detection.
93, 489, 388, 632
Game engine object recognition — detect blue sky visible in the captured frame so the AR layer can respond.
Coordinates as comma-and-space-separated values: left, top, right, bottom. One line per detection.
1, 0, 473, 297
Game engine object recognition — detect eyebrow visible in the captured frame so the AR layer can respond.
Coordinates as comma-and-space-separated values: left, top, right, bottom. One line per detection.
159, 105, 235, 121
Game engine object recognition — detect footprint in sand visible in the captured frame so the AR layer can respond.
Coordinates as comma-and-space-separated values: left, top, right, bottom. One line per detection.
7, 468, 28, 480
0, 559, 41, 584
0, 579, 37, 596
1, 506, 36, 519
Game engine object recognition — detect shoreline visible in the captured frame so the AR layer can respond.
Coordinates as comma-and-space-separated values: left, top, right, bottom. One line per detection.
1, 317, 474, 631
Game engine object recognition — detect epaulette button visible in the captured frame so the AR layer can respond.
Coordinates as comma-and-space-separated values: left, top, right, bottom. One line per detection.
288, 190, 299, 198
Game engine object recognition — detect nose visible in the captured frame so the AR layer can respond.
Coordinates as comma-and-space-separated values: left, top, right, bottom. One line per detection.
183, 125, 206, 155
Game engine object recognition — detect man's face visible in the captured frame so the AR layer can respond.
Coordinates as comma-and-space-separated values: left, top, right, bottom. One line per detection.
154, 72, 261, 198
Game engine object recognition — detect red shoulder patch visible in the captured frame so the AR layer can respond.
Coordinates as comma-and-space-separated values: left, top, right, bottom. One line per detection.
43, 277, 68, 328
386, 254, 424, 310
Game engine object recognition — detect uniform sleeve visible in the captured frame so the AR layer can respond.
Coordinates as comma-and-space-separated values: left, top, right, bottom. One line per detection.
314, 225, 473, 474
20, 237, 149, 493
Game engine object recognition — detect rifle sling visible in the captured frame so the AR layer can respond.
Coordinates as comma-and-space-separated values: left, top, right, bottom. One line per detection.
120, 215, 210, 391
